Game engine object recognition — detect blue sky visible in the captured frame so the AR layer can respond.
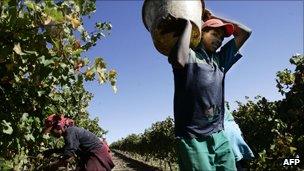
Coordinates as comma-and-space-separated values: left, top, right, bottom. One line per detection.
83, 1, 303, 143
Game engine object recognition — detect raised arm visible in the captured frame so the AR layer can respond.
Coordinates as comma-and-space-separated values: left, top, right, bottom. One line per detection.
168, 19, 192, 68
204, 9, 251, 50
212, 15, 252, 50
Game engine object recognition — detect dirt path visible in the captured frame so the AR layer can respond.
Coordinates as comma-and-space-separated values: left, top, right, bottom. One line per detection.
111, 151, 161, 171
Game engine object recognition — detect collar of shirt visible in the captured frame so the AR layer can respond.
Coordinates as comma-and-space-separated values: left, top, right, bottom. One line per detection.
195, 43, 216, 65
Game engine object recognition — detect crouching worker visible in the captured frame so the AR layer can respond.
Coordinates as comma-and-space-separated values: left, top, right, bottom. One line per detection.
42, 114, 115, 171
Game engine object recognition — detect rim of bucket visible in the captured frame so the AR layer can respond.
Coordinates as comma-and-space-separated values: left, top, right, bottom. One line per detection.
142, 0, 205, 32
141, 0, 149, 31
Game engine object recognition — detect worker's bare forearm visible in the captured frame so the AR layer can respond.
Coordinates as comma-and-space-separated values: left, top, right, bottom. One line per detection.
212, 15, 252, 50
169, 19, 192, 68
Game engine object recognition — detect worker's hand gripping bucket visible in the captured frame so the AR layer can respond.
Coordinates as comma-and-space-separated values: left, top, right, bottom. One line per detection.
142, 0, 205, 56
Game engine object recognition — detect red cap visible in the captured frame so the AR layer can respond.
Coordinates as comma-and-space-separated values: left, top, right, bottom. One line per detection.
202, 19, 234, 37
42, 114, 74, 134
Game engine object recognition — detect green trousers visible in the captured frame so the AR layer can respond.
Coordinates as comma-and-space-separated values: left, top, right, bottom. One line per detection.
177, 130, 236, 171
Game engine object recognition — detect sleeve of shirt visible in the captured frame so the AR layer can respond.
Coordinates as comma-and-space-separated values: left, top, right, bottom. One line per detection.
217, 38, 243, 74
63, 128, 80, 159
169, 48, 194, 69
